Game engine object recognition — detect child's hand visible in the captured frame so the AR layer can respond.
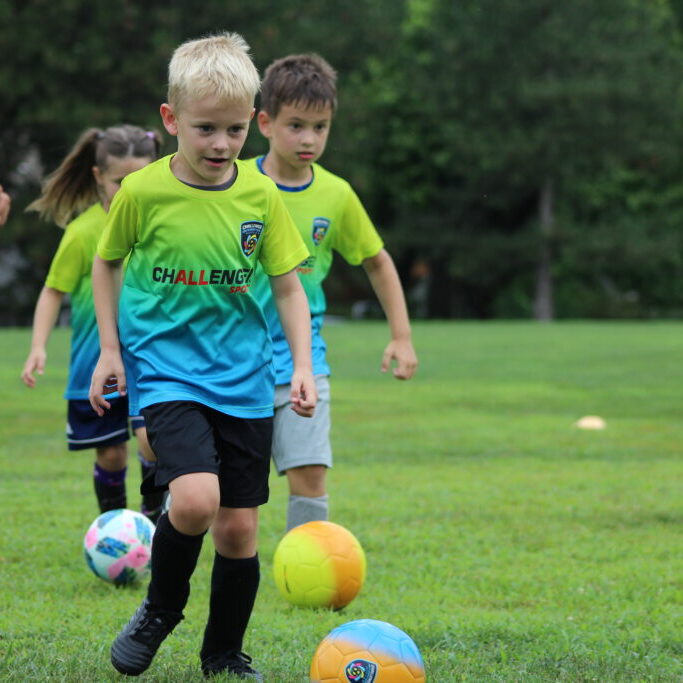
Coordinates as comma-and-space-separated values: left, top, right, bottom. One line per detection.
381, 339, 418, 380
0, 185, 11, 226
21, 348, 47, 388
89, 350, 127, 416
289, 369, 317, 418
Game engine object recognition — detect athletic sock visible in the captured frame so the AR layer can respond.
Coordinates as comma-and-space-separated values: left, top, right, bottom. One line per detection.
93, 463, 127, 512
287, 494, 329, 531
138, 453, 163, 521
147, 513, 204, 613
200, 553, 260, 661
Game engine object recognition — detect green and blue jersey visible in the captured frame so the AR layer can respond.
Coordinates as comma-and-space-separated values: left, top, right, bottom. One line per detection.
98, 155, 308, 417
250, 157, 383, 385
46, 203, 106, 400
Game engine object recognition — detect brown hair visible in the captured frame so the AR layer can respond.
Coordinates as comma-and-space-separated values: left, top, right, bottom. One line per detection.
260, 54, 337, 118
27, 125, 162, 227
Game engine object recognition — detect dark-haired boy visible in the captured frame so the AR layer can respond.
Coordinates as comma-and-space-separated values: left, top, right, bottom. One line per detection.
251, 53, 418, 532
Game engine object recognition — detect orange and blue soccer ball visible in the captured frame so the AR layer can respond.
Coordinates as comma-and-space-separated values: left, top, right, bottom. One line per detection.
83, 509, 155, 585
310, 618, 426, 682
273, 521, 366, 609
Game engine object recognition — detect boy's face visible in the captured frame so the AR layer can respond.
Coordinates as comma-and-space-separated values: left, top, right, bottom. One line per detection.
257, 102, 333, 172
160, 95, 254, 185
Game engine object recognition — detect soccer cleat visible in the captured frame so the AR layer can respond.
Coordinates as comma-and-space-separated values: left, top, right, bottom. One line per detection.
110, 599, 183, 676
201, 651, 263, 680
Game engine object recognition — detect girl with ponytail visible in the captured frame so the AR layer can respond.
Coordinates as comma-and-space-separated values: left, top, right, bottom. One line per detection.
22, 125, 165, 521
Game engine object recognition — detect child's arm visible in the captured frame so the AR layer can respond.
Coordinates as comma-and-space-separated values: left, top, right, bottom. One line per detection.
0, 185, 11, 226
270, 270, 317, 417
21, 286, 65, 387
362, 248, 418, 380
89, 255, 127, 416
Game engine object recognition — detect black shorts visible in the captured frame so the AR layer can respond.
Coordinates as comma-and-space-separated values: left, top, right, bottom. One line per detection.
67, 397, 130, 451
141, 401, 272, 508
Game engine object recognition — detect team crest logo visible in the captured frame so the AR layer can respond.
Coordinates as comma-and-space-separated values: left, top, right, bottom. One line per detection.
312, 217, 330, 246
344, 659, 377, 682
241, 221, 263, 257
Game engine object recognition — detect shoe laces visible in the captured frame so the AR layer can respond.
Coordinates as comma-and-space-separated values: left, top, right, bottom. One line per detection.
208, 651, 256, 673
132, 608, 182, 646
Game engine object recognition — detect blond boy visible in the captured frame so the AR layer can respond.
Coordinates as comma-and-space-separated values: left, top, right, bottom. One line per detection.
89, 34, 315, 679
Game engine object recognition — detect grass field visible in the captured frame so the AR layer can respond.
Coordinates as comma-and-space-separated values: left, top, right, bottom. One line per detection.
2, 321, 683, 681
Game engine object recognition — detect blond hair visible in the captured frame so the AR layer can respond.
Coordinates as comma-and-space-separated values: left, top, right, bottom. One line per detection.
27, 125, 162, 228
168, 32, 260, 110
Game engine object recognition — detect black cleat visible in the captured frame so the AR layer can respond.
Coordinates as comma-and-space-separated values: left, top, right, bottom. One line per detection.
110, 599, 182, 676
201, 651, 263, 680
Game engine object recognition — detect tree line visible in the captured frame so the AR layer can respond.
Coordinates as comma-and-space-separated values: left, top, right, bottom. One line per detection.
2, 0, 683, 322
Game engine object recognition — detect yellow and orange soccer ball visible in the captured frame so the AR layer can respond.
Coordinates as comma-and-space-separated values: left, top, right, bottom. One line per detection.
272, 520, 366, 609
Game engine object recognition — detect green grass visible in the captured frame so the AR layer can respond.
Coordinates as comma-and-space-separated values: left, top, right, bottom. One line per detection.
2, 321, 683, 681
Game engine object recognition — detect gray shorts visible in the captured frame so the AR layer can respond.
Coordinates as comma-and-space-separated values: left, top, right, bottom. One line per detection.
272, 375, 331, 475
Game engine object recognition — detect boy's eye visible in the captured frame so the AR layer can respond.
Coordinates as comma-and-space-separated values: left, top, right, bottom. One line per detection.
289, 123, 301, 130
198, 125, 213, 133
315, 124, 327, 132
229, 125, 245, 135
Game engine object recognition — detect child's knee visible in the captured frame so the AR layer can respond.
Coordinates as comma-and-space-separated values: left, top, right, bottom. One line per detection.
212, 510, 258, 555
287, 464, 327, 497
96, 442, 128, 470
170, 492, 220, 533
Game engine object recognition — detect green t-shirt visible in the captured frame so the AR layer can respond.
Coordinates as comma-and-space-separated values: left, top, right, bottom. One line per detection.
98, 155, 309, 417
46, 202, 106, 399
250, 157, 384, 384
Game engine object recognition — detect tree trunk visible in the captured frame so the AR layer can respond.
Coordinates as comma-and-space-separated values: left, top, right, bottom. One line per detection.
533, 178, 555, 321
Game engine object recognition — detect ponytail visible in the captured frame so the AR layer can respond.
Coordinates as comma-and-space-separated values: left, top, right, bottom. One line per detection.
27, 128, 101, 228
27, 125, 162, 228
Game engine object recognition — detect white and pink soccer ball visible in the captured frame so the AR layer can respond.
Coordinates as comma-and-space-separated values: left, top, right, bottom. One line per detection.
83, 509, 155, 585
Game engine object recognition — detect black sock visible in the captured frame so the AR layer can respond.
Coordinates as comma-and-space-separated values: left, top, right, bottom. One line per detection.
93, 463, 127, 512
139, 455, 164, 521
147, 513, 205, 613
200, 553, 260, 660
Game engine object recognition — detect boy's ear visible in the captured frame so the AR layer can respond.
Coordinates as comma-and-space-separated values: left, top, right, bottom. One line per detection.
160, 103, 178, 136
257, 110, 272, 137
